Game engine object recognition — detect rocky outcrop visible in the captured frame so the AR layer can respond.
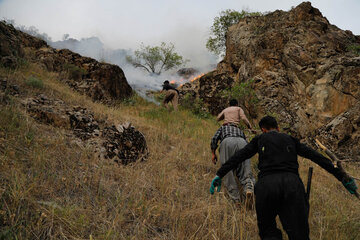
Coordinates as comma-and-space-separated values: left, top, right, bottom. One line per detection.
315, 104, 360, 160
22, 94, 148, 165
179, 71, 234, 114
180, 2, 360, 159
0, 21, 132, 102
177, 68, 200, 79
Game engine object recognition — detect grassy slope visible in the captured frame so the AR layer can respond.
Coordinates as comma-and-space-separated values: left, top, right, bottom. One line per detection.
0, 62, 359, 240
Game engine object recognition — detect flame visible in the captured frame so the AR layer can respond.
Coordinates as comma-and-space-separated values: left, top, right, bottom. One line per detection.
189, 73, 205, 83
169, 72, 208, 88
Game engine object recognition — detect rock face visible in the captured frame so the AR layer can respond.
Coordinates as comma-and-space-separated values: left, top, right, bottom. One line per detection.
180, 2, 360, 159
179, 71, 234, 115
0, 21, 132, 102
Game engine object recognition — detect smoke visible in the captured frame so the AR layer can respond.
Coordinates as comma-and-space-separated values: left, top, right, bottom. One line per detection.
7, 0, 360, 95
48, 33, 217, 93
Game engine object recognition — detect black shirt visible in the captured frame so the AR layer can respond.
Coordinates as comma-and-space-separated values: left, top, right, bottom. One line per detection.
162, 84, 179, 94
216, 131, 343, 181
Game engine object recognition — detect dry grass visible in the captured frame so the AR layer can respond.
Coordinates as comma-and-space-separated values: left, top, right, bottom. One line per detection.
0, 62, 359, 239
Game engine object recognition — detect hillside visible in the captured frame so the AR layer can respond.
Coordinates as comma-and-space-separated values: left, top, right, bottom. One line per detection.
0, 7, 359, 240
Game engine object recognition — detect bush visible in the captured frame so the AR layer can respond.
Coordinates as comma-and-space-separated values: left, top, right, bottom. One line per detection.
25, 76, 44, 89
64, 64, 87, 80
347, 44, 360, 55
180, 93, 211, 119
220, 79, 258, 105
220, 79, 259, 118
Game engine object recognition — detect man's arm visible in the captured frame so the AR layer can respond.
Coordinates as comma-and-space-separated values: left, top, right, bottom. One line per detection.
210, 128, 222, 164
216, 110, 224, 122
216, 136, 259, 178
294, 138, 344, 181
239, 108, 254, 131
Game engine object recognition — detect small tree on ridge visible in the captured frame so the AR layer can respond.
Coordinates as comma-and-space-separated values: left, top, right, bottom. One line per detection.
126, 42, 188, 75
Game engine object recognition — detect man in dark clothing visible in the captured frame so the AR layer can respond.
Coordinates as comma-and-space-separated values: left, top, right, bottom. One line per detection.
162, 80, 179, 111
210, 116, 358, 240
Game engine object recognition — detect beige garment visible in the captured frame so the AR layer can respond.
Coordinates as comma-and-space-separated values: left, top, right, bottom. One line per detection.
163, 89, 179, 110
217, 106, 248, 125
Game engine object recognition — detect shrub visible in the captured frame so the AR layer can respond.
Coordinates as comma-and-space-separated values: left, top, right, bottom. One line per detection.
347, 44, 360, 55
220, 79, 259, 118
180, 93, 211, 119
64, 64, 87, 80
25, 76, 44, 89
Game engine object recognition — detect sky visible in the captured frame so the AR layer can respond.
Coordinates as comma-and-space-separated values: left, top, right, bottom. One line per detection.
1, 0, 359, 89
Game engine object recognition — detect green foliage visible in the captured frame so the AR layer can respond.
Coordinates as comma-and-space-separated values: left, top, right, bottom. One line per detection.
24, 76, 44, 89
206, 9, 262, 56
180, 93, 211, 119
122, 92, 150, 106
126, 42, 188, 75
64, 63, 87, 80
220, 79, 258, 105
141, 107, 168, 120
347, 44, 360, 55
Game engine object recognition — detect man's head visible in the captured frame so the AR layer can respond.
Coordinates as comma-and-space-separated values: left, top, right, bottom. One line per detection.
259, 116, 279, 132
229, 99, 238, 106
163, 80, 169, 85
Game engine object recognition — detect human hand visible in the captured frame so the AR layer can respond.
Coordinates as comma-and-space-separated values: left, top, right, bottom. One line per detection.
251, 129, 258, 134
210, 176, 222, 194
211, 154, 217, 165
342, 178, 358, 194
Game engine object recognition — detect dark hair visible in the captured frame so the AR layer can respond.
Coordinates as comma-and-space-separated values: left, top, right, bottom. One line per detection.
163, 80, 169, 84
229, 99, 238, 106
259, 116, 278, 130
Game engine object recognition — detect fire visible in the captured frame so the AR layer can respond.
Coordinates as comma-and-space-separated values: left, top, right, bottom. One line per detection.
169, 72, 208, 87
189, 73, 205, 83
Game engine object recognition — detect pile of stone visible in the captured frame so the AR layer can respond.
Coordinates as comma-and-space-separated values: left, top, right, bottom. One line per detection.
23, 94, 70, 128
23, 94, 148, 165
67, 106, 100, 140
102, 122, 148, 165
0, 79, 20, 96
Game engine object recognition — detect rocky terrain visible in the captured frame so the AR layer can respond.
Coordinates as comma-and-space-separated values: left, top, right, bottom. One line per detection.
180, 2, 360, 160
0, 21, 147, 165
0, 21, 132, 102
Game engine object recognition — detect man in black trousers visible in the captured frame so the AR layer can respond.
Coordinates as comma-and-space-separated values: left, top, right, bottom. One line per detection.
210, 116, 358, 240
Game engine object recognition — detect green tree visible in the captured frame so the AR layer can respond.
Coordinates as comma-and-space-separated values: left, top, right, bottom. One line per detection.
126, 42, 188, 75
206, 9, 262, 56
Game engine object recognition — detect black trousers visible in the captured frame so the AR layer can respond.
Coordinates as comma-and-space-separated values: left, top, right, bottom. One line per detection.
254, 172, 310, 240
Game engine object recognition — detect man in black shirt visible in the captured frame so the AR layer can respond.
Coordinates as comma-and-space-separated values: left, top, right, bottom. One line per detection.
210, 116, 358, 240
162, 80, 179, 111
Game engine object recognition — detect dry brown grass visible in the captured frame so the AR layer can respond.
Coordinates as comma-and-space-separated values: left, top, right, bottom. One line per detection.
0, 62, 359, 239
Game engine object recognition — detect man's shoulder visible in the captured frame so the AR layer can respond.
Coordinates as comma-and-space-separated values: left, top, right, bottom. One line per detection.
263, 131, 298, 142
224, 106, 241, 111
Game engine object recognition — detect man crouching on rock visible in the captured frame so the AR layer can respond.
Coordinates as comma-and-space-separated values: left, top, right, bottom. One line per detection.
209, 116, 358, 240
162, 80, 179, 111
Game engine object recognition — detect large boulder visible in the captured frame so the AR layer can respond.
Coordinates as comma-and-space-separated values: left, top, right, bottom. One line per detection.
0, 21, 132, 102
179, 2, 360, 159
220, 1, 360, 137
